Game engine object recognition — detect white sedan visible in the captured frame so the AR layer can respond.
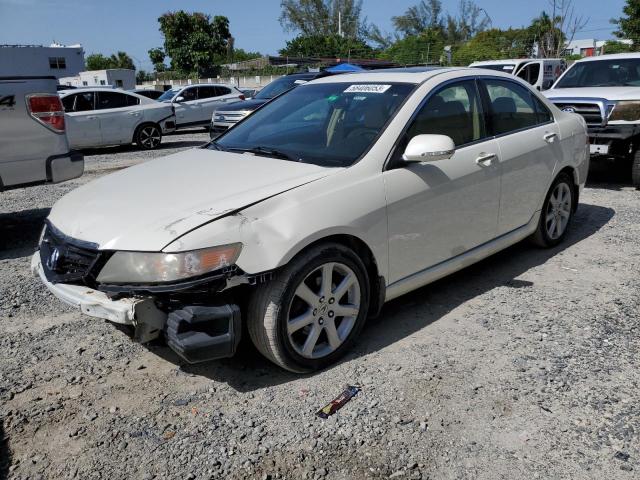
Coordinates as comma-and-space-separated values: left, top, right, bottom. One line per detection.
60, 88, 176, 150
35, 68, 589, 372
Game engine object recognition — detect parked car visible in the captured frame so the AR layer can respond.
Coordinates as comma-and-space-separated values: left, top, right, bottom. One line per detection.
130, 89, 163, 100
34, 68, 588, 372
60, 88, 176, 150
157, 83, 245, 130
0, 75, 83, 191
57, 84, 76, 91
209, 72, 326, 139
470, 58, 566, 91
544, 53, 640, 186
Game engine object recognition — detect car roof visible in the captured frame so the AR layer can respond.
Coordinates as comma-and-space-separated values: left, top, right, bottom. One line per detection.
308, 67, 484, 85
58, 87, 125, 96
576, 52, 640, 63
173, 83, 237, 89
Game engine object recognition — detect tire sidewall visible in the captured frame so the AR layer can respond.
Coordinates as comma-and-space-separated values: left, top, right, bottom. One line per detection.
275, 245, 370, 371
538, 173, 574, 247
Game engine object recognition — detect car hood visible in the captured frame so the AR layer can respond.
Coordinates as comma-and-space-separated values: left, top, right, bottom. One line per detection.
545, 87, 640, 101
218, 98, 268, 112
48, 149, 334, 251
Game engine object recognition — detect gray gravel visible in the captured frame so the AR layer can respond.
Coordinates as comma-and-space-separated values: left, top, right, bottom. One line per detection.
1, 138, 639, 480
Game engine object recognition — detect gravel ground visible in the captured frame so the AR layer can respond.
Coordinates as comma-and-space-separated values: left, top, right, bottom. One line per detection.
1, 136, 639, 480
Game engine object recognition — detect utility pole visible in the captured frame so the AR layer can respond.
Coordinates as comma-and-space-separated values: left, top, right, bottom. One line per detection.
338, 11, 343, 38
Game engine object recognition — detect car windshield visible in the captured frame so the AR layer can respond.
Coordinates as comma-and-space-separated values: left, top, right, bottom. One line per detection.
555, 58, 640, 88
472, 64, 517, 73
157, 88, 181, 102
254, 76, 310, 99
211, 82, 415, 167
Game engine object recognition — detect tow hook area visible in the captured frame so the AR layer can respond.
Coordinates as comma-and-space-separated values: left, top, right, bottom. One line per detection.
165, 305, 241, 363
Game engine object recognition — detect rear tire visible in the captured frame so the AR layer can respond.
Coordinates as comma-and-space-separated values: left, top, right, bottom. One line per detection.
632, 149, 640, 188
135, 124, 162, 150
247, 243, 370, 373
531, 172, 575, 248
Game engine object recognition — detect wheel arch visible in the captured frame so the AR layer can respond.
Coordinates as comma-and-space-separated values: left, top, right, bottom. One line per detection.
557, 165, 580, 212
277, 233, 386, 318
132, 121, 161, 144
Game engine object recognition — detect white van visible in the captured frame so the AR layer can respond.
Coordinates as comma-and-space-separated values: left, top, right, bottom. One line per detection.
469, 58, 567, 91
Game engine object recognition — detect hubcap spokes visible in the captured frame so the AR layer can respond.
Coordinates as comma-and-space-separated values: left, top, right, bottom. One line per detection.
545, 183, 571, 240
141, 127, 160, 148
287, 262, 360, 359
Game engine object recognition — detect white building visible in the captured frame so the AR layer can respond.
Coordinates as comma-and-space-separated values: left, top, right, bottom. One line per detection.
563, 38, 633, 57
0, 43, 85, 78
59, 69, 136, 89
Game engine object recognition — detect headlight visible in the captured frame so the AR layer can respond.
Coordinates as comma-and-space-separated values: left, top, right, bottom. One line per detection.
96, 244, 242, 284
609, 101, 640, 121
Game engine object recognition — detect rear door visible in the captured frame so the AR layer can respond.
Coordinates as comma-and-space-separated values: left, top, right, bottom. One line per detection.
63, 92, 102, 147
94, 91, 141, 145
479, 77, 561, 234
516, 61, 543, 89
384, 79, 501, 282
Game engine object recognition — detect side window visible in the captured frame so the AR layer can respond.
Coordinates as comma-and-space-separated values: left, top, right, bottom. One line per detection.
126, 94, 140, 106
517, 63, 541, 86
73, 92, 95, 112
61, 95, 76, 112
532, 95, 553, 124
483, 79, 540, 135
406, 80, 486, 147
214, 86, 232, 96
181, 87, 197, 101
96, 92, 129, 110
196, 86, 214, 99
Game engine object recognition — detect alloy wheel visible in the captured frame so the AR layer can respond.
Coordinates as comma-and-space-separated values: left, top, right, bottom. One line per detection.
287, 262, 361, 359
139, 126, 161, 149
545, 182, 572, 240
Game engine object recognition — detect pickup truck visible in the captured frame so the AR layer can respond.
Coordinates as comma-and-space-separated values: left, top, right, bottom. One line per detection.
0, 75, 83, 191
544, 53, 640, 187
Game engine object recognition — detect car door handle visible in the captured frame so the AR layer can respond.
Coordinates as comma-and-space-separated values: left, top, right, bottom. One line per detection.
544, 132, 558, 143
86, 116, 97, 120
128, 111, 140, 116
475, 153, 496, 166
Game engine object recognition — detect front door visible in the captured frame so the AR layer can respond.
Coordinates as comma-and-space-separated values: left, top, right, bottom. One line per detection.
173, 87, 201, 127
384, 79, 501, 283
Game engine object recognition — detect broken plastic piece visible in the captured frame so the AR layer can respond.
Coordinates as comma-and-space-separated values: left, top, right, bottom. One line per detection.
317, 385, 360, 419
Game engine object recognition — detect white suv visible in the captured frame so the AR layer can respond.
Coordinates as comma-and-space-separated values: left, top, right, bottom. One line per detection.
34, 68, 588, 372
157, 84, 245, 130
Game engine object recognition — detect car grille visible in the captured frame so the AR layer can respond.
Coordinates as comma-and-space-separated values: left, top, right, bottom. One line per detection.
210, 125, 229, 134
214, 110, 251, 124
40, 223, 102, 284
552, 102, 603, 126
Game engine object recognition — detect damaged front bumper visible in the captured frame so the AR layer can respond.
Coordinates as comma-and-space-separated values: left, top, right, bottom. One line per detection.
31, 253, 242, 363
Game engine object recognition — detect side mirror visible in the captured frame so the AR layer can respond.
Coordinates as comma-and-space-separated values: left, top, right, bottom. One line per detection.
402, 134, 455, 163
174, 96, 185, 103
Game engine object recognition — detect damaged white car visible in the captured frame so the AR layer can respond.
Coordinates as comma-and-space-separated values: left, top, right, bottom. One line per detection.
34, 68, 589, 372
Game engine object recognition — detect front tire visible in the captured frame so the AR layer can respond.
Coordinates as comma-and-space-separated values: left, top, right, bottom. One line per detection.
247, 243, 370, 373
135, 124, 162, 150
531, 172, 574, 247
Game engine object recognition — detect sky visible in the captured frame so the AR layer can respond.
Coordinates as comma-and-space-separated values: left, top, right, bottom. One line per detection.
0, 0, 628, 71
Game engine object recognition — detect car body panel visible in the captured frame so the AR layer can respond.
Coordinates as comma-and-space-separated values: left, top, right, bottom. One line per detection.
46, 149, 335, 251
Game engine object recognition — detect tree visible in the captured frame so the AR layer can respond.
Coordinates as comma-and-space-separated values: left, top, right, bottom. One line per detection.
392, 0, 444, 37
158, 11, 231, 76
380, 29, 446, 65
603, 40, 633, 54
613, 0, 640, 50
452, 28, 534, 65
279, 34, 374, 58
85, 51, 135, 70
136, 70, 150, 83
148, 47, 166, 72
279, 0, 368, 39
529, 1, 587, 58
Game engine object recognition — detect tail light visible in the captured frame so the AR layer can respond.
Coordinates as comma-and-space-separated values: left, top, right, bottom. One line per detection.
239, 94, 245, 100
26, 94, 65, 133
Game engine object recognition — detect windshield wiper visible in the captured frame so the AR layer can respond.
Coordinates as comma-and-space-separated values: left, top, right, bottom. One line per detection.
208, 141, 227, 151
227, 146, 300, 162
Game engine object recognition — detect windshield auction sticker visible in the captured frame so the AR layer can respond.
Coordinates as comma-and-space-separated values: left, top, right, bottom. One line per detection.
344, 84, 391, 94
